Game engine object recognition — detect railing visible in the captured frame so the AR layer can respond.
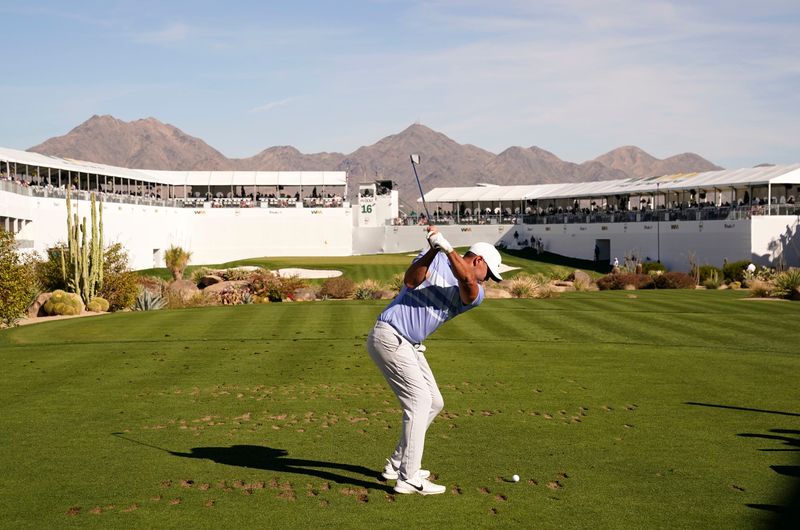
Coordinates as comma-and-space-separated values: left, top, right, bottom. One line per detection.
394, 205, 799, 226
0, 180, 345, 209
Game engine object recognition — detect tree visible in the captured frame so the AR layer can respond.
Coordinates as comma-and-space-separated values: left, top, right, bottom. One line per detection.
165, 245, 192, 281
0, 230, 38, 327
97, 243, 138, 311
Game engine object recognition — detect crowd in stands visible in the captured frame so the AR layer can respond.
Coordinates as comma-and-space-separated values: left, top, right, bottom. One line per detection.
1, 173, 344, 209
389, 194, 799, 226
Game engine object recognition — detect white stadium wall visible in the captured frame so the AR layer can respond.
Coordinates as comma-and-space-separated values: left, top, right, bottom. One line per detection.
500, 221, 753, 270
2, 190, 353, 270
360, 224, 514, 255
4, 187, 798, 271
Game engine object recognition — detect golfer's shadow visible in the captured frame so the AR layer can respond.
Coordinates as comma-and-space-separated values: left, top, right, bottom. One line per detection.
170, 445, 390, 492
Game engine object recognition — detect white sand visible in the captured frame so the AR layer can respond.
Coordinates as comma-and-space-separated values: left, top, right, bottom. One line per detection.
277, 268, 343, 279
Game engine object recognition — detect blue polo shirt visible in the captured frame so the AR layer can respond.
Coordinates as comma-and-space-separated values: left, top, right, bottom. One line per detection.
378, 251, 484, 344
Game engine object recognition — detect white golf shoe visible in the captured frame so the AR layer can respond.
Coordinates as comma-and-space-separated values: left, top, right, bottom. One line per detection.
394, 477, 446, 496
381, 459, 430, 480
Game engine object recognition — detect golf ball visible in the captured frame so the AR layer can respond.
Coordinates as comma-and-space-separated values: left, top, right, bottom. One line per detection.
512, 474, 520, 482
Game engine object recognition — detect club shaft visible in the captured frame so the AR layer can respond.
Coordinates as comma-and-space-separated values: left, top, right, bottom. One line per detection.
411, 163, 432, 221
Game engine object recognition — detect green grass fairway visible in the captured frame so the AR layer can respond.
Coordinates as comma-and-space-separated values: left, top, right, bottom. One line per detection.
136, 249, 602, 283
1, 291, 798, 528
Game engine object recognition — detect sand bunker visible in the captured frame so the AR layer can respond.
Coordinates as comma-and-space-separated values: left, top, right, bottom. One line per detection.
277, 268, 343, 279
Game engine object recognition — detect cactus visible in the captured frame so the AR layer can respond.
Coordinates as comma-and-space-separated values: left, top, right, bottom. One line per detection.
62, 189, 104, 304
135, 288, 166, 311
87, 296, 110, 312
43, 290, 84, 316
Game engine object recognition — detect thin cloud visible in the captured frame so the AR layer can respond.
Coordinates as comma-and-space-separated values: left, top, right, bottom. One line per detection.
250, 97, 300, 114
136, 23, 191, 44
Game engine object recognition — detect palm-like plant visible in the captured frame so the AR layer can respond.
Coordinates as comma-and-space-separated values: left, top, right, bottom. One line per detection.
164, 245, 192, 281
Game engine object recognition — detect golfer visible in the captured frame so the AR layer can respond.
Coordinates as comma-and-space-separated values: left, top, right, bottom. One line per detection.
366, 226, 503, 495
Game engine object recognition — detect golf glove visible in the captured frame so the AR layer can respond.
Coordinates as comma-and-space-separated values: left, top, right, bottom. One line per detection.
427, 231, 454, 254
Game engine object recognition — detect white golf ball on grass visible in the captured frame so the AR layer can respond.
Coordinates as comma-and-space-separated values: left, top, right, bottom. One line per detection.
512, 474, 520, 482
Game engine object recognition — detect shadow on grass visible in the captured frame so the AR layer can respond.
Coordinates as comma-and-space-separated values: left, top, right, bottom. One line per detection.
170, 445, 392, 492
686, 403, 800, 529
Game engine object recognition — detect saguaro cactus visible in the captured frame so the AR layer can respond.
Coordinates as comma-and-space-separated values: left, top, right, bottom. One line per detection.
62, 189, 104, 304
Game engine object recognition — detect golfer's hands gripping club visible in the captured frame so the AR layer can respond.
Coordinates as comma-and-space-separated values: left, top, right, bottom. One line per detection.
426, 226, 453, 254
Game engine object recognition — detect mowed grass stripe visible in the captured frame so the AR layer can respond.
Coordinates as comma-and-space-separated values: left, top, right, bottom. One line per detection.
1, 291, 799, 528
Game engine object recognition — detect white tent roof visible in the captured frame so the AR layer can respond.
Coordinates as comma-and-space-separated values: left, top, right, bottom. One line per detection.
0, 146, 347, 186
421, 164, 800, 203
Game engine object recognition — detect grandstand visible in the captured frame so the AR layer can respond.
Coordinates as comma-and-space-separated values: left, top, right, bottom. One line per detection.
1, 145, 799, 270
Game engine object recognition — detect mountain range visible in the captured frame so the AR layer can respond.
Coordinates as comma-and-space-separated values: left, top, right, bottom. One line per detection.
28, 115, 723, 206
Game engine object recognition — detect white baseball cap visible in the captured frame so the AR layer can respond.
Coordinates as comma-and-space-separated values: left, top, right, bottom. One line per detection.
468, 242, 503, 281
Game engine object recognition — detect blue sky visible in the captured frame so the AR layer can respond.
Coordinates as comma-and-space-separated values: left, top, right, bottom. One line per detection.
1, 0, 798, 168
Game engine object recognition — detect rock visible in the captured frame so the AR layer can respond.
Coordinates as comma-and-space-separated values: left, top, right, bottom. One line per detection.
28, 292, 53, 318
550, 282, 576, 293
167, 279, 201, 300
572, 270, 592, 286
375, 289, 397, 300
197, 275, 224, 288
293, 287, 318, 301
203, 280, 249, 294
485, 287, 512, 299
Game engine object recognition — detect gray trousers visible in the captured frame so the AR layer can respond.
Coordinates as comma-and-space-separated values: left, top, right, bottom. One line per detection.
367, 321, 444, 481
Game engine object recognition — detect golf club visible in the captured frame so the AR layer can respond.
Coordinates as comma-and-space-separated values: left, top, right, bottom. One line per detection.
410, 154, 432, 222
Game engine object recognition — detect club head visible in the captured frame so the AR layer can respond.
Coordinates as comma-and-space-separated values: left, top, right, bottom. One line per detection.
410, 154, 421, 165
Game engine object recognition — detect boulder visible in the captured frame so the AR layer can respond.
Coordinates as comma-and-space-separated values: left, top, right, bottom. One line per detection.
572, 269, 592, 286
28, 292, 53, 318
203, 280, 249, 294
550, 282, 576, 293
167, 279, 201, 300
293, 287, 319, 301
197, 275, 224, 288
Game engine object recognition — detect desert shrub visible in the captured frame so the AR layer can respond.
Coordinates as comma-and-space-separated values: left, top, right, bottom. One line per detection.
215, 285, 253, 305
772, 268, 800, 299
35, 243, 68, 292
390, 273, 406, 291
748, 279, 773, 298
701, 269, 723, 289
135, 288, 166, 311
249, 270, 307, 302
698, 265, 722, 283
354, 279, 382, 300
164, 245, 192, 281
43, 289, 84, 315
190, 267, 214, 283
504, 274, 546, 298
86, 296, 110, 312
0, 230, 39, 326
319, 276, 355, 299
165, 290, 216, 309
222, 268, 255, 281
138, 275, 168, 297
653, 272, 695, 289
98, 243, 139, 311
722, 260, 750, 283
641, 262, 666, 274
729, 281, 742, 290
753, 266, 777, 282
597, 273, 654, 290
